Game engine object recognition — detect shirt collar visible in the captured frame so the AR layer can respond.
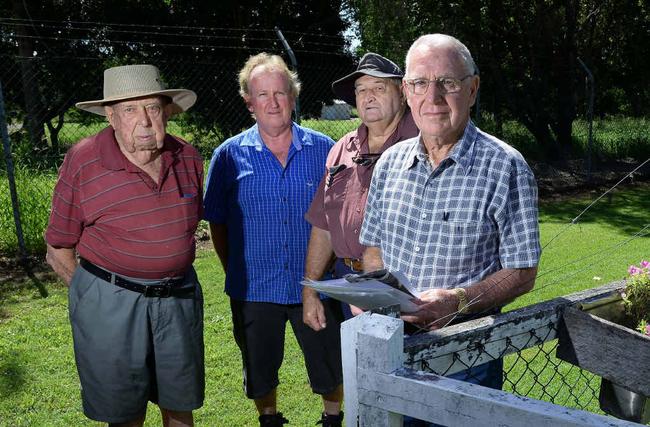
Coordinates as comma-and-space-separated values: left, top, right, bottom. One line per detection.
448, 120, 477, 175
240, 122, 309, 152
98, 126, 179, 172
349, 110, 416, 154
402, 120, 477, 174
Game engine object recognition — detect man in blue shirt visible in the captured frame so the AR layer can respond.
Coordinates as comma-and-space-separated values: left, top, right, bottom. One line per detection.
204, 53, 343, 427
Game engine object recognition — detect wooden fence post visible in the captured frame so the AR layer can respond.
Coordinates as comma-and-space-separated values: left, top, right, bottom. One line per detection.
342, 312, 404, 427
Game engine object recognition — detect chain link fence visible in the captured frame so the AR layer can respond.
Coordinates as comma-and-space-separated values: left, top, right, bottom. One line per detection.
0, 35, 360, 257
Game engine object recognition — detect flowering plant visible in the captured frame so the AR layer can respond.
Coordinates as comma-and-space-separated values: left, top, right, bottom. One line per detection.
622, 260, 650, 336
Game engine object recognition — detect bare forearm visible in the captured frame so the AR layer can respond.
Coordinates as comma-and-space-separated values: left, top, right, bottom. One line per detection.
362, 246, 384, 272
463, 267, 538, 313
45, 245, 77, 286
209, 222, 228, 272
304, 226, 335, 280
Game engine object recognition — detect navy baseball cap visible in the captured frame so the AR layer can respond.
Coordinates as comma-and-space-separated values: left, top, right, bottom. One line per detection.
331, 52, 403, 106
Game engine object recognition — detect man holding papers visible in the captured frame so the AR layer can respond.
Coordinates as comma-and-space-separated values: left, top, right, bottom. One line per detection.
303, 52, 418, 327
359, 34, 541, 399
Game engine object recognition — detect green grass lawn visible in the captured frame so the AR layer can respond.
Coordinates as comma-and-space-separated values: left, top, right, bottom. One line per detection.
0, 183, 648, 425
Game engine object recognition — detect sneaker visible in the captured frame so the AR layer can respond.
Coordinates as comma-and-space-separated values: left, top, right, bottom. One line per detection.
316, 411, 343, 427
259, 412, 289, 427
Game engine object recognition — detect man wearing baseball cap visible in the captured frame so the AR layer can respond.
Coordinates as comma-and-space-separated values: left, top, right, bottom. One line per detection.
303, 52, 418, 327
45, 64, 204, 426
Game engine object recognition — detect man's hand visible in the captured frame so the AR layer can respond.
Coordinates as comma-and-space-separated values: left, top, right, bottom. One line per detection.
45, 244, 77, 286
303, 288, 327, 331
349, 304, 365, 316
401, 288, 458, 330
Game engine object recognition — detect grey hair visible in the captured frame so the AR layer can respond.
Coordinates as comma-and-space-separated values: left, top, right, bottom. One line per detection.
405, 34, 478, 77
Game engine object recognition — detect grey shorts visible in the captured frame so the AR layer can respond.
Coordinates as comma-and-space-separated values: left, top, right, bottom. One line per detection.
68, 264, 205, 423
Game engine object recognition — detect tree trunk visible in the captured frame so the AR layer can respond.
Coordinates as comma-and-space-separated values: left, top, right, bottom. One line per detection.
45, 112, 65, 153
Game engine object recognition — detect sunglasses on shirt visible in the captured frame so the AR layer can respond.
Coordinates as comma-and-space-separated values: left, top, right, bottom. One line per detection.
352, 153, 382, 167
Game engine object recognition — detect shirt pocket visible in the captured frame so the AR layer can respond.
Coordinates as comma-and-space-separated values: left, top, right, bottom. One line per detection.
324, 166, 353, 214
436, 220, 497, 273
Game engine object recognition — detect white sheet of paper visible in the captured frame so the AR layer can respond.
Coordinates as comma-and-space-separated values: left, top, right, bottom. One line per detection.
301, 271, 421, 313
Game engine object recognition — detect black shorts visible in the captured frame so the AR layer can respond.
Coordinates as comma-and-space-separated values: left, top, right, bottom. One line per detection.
230, 298, 343, 399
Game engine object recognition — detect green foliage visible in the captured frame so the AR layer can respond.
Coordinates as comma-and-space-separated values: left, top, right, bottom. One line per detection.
0, 168, 57, 254
301, 118, 361, 142
571, 117, 650, 161
344, 0, 650, 158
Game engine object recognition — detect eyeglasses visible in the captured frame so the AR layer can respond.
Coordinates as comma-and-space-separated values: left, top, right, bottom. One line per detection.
352, 153, 382, 167
404, 75, 474, 95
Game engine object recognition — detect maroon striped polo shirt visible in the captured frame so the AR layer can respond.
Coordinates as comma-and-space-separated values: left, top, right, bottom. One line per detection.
45, 126, 204, 279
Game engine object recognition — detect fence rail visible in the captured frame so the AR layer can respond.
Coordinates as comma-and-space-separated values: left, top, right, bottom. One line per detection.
341, 282, 645, 426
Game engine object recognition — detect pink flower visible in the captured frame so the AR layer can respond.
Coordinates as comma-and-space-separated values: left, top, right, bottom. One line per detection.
641, 260, 650, 269
646, 324, 650, 336
629, 265, 641, 275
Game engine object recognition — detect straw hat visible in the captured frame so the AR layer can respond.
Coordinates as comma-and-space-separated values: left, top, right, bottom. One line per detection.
75, 64, 197, 116
331, 52, 403, 106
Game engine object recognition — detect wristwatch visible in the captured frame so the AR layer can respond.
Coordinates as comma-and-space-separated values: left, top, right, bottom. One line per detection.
454, 287, 469, 314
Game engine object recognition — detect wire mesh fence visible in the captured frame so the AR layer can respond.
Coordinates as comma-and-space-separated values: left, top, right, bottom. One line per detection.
0, 38, 359, 257
411, 323, 602, 414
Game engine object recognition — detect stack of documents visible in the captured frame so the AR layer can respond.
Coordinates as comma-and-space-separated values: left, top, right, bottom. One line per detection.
301, 269, 421, 313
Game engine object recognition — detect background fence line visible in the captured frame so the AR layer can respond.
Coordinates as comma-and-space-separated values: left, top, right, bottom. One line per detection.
0, 26, 361, 257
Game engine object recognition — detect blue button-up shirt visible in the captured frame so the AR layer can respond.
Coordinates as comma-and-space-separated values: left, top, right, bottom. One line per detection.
360, 121, 541, 292
204, 123, 334, 304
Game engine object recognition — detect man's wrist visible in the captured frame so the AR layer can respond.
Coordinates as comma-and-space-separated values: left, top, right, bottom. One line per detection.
302, 286, 319, 299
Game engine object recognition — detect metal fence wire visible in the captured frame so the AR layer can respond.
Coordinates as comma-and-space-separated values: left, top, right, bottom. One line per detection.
0, 40, 359, 256
411, 323, 602, 413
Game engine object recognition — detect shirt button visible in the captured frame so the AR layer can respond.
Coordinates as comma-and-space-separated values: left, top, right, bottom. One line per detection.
356, 208, 361, 213
422, 213, 427, 219
415, 246, 420, 252
283, 220, 288, 225
354, 229, 358, 234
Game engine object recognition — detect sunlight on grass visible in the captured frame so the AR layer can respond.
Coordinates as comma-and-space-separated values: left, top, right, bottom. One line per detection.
0, 184, 648, 425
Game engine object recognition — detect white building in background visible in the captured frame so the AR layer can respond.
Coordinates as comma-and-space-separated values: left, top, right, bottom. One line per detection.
320, 99, 351, 120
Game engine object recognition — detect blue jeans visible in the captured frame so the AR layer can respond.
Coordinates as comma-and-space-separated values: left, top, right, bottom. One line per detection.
402, 358, 503, 426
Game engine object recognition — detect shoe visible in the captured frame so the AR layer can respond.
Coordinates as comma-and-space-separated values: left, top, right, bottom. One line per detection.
259, 412, 289, 426
316, 411, 343, 427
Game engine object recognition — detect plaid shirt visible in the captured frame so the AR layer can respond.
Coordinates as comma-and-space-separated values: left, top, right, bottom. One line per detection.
203, 123, 334, 304
360, 121, 541, 292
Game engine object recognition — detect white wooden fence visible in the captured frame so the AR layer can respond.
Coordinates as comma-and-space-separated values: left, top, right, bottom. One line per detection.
341, 281, 644, 426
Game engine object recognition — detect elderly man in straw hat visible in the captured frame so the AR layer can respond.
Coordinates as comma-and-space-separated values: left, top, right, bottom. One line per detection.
45, 64, 204, 426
